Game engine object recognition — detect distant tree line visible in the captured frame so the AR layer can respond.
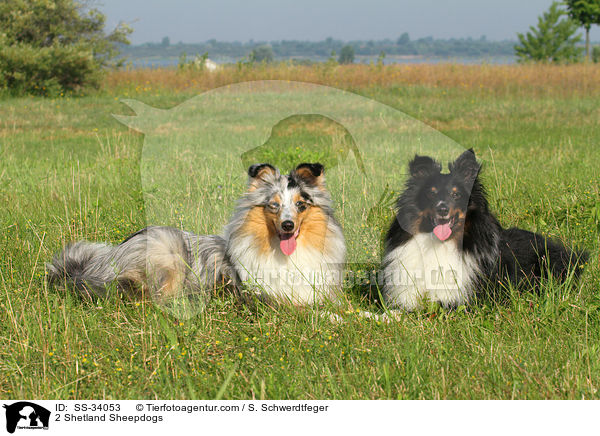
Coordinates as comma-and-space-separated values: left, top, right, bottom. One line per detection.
118, 35, 516, 62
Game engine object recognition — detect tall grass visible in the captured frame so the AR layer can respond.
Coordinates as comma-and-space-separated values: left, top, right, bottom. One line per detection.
105, 63, 600, 97
0, 63, 598, 399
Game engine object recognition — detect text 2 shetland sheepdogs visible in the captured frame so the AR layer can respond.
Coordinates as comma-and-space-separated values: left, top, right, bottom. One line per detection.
224, 162, 346, 305
382, 149, 588, 311
47, 162, 345, 306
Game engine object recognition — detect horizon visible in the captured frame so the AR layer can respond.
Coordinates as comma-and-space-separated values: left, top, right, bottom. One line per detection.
99, 0, 600, 45
130, 35, 519, 46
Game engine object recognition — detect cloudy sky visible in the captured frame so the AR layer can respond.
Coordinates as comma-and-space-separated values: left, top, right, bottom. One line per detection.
98, 0, 600, 44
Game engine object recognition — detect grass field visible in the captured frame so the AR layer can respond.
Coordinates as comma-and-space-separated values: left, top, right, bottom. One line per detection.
1, 64, 599, 399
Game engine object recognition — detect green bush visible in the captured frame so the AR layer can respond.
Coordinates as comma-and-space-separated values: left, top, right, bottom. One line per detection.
338, 45, 355, 64
515, 2, 583, 63
249, 45, 275, 63
0, 37, 101, 96
0, 0, 131, 96
593, 46, 600, 63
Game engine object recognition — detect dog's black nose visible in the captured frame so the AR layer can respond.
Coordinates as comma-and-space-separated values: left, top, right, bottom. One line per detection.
281, 220, 295, 232
436, 203, 449, 216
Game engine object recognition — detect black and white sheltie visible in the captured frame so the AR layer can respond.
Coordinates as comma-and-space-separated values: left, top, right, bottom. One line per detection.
382, 149, 588, 311
47, 162, 345, 306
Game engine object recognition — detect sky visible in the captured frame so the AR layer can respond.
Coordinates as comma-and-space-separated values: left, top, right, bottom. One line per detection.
97, 0, 600, 45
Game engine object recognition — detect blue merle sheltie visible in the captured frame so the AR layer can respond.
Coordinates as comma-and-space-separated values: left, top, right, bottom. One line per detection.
47, 162, 346, 306
382, 149, 588, 311
223, 162, 345, 304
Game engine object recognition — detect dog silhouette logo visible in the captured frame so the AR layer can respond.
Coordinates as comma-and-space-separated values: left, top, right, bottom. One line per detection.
114, 80, 465, 271
240, 114, 367, 176
3, 402, 50, 433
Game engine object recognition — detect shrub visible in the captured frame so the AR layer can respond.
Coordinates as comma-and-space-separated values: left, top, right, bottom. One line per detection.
338, 45, 355, 64
0, 37, 102, 95
0, 0, 131, 96
249, 45, 275, 63
593, 46, 600, 63
515, 2, 583, 63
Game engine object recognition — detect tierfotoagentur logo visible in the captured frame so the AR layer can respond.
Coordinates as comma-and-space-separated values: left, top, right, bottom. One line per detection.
3, 402, 50, 434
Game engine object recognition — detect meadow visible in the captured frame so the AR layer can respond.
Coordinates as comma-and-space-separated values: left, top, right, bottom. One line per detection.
1, 63, 599, 399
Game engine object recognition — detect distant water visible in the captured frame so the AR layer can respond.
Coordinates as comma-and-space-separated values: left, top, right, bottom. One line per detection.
380, 55, 516, 64
126, 55, 515, 69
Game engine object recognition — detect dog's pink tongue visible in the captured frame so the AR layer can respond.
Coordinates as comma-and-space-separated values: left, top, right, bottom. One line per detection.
433, 224, 452, 241
279, 234, 297, 256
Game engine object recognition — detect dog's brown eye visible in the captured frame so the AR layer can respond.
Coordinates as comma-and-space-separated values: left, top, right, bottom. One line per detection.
268, 202, 280, 210
451, 191, 461, 199
296, 201, 307, 212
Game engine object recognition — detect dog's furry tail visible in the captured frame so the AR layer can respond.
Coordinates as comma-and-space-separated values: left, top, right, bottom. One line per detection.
499, 228, 589, 283
46, 241, 120, 297
47, 226, 237, 299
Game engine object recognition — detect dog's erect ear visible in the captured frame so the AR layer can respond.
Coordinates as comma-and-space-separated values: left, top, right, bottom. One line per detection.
247, 163, 278, 190
294, 162, 325, 186
248, 163, 277, 179
409, 155, 441, 178
449, 149, 480, 182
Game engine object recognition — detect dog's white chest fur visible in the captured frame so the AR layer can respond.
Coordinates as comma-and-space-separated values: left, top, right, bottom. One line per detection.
229, 235, 344, 305
383, 233, 479, 311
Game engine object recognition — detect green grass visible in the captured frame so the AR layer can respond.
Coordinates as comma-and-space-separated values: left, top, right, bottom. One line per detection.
0, 79, 599, 399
